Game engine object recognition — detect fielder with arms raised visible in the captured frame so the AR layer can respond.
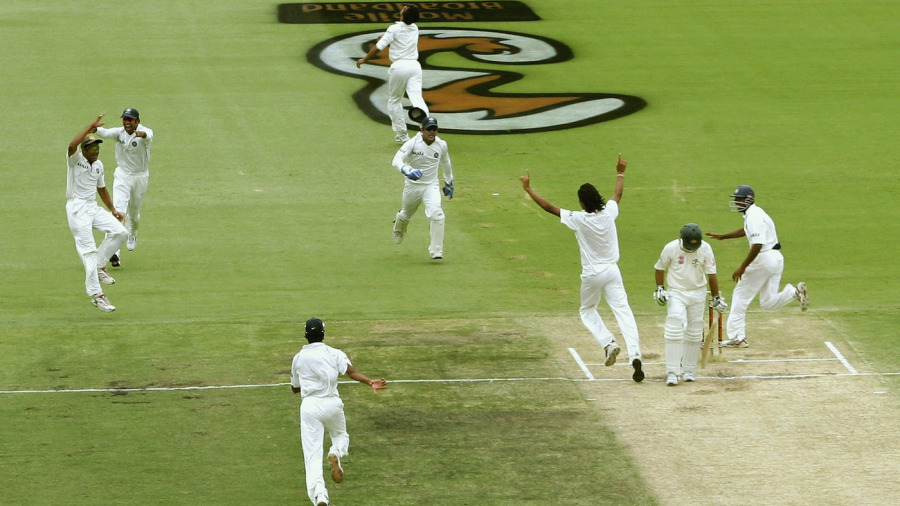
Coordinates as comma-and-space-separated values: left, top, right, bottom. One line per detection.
291, 318, 387, 506
391, 116, 454, 260
66, 114, 127, 312
653, 223, 726, 385
520, 155, 644, 382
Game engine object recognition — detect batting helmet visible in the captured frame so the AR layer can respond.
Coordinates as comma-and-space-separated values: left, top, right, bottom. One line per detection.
680, 223, 703, 251
121, 108, 140, 120
729, 185, 754, 212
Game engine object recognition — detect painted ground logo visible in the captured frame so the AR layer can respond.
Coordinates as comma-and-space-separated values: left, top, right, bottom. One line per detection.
307, 28, 646, 134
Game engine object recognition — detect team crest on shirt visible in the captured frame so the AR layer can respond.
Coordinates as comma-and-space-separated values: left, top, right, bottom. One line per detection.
306, 28, 646, 134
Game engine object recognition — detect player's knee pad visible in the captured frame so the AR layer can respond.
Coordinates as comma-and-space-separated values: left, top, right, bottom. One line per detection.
429, 209, 445, 223
685, 319, 705, 343
664, 315, 685, 342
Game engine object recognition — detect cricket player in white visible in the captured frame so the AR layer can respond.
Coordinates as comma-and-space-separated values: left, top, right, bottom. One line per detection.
65, 115, 127, 312
95, 107, 153, 265
357, 5, 429, 143
706, 185, 809, 348
520, 155, 644, 382
291, 318, 387, 506
391, 116, 454, 260
653, 223, 727, 385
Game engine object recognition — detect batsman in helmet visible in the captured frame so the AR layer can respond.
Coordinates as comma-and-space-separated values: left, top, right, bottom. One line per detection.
653, 223, 725, 385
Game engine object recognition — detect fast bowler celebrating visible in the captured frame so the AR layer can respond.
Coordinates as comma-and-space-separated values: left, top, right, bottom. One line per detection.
520, 155, 644, 382
706, 185, 809, 348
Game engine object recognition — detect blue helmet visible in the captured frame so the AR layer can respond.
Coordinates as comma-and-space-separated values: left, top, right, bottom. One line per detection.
729, 185, 754, 212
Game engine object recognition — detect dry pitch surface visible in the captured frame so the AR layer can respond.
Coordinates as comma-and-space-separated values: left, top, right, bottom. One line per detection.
540, 313, 900, 506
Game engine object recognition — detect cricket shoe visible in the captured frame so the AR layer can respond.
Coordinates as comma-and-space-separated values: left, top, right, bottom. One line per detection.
796, 282, 809, 312
720, 337, 749, 348
91, 294, 116, 312
392, 230, 404, 244
683, 371, 696, 382
604, 342, 620, 367
632, 358, 644, 383
328, 453, 343, 483
126, 235, 137, 251
110, 254, 121, 267
666, 373, 679, 386
395, 132, 410, 143
430, 251, 443, 260
98, 267, 116, 285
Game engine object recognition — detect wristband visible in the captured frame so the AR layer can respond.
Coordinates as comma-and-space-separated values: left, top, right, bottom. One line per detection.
617, 174, 625, 178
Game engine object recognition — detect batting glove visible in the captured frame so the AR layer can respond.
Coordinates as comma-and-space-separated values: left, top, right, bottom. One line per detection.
710, 295, 728, 314
443, 181, 454, 198
653, 285, 668, 306
403, 168, 422, 181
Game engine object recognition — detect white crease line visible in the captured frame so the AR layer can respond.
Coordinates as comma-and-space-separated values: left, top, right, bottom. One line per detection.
825, 341, 858, 375
2, 372, 899, 395
568, 347, 595, 380
587, 357, 839, 367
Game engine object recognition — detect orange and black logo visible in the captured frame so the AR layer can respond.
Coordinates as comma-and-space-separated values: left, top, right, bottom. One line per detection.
307, 28, 646, 134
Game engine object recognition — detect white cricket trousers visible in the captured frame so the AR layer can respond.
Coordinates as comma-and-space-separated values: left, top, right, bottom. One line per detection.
300, 396, 349, 506
387, 59, 428, 135
664, 288, 706, 376
579, 264, 642, 361
66, 199, 127, 296
395, 181, 445, 257
727, 249, 796, 341
113, 169, 149, 237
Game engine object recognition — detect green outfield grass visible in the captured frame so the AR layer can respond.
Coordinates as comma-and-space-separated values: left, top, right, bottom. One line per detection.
1, 0, 897, 504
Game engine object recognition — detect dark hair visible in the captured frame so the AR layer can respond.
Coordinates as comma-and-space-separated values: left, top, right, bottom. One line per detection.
578, 183, 606, 213
402, 5, 419, 24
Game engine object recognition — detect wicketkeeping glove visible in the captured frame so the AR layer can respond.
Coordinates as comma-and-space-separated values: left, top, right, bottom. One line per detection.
443, 181, 454, 198
710, 295, 728, 314
403, 167, 422, 181
653, 285, 668, 306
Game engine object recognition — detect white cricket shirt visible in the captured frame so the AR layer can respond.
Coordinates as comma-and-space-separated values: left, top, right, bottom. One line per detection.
393, 133, 453, 185
742, 204, 779, 252
95, 124, 153, 176
66, 150, 105, 201
290, 342, 351, 399
560, 200, 620, 275
654, 239, 717, 291
376, 22, 419, 62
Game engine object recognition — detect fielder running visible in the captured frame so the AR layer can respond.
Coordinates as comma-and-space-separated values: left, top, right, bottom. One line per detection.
65, 114, 127, 312
520, 154, 644, 382
653, 223, 726, 385
291, 318, 387, 506
391, 116, 454, 260
705, 185, 809, 348
356, 5, 429, 143
94, 107, 153, 267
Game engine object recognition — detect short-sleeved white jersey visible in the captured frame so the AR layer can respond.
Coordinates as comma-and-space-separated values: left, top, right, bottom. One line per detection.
393, 133, 453, 185
94, 124, 153, 176
742, 204, 779, 252
559, 200, 620, 275
66, 150, 105, 201
376, 22, 419, 62
290, 342, 351, 399
654, 239, 717, 291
